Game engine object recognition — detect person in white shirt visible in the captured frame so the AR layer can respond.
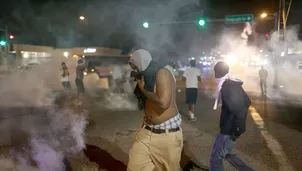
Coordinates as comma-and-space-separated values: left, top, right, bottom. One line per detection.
61, 62, 71, 91
182, 60, 201, 121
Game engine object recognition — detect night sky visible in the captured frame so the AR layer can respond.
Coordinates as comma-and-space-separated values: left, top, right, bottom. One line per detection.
0, 0, 300, 52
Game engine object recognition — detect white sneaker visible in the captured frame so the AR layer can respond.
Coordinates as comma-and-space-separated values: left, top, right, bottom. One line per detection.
189, 116, 197, 121
74, 100, 82, 106
189, 111, 197, 121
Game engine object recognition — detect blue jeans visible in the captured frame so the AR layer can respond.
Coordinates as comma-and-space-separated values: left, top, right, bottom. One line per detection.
210, 133, 254, 171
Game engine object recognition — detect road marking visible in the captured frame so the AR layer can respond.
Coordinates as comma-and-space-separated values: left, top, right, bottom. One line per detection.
249, 106, 295, 171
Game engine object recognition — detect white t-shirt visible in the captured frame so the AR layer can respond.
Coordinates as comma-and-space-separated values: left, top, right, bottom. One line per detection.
61, 69, 70, 82
183, 67, 201, 88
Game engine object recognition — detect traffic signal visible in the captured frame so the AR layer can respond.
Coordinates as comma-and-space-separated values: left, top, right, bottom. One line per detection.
265, 33, 269, 39
197, 17, 207, 27
143, 22, 149, 28
9, 35, 14, 40
0, 40, 6, 46
199, 19, 205, 26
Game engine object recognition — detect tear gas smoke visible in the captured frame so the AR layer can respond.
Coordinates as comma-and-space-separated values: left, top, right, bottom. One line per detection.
241, 23, 253, 45
2, 0, 207, 169
0, 57, 88, 170
216, 23, 302, 104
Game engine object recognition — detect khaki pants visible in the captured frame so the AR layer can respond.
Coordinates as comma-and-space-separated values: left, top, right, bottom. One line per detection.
127, 126, 183, 171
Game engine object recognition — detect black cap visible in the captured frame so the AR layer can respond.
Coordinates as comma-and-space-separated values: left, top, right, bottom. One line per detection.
190, 60, 196, 67
214, 61, 229, 78
78, 59, 84, 64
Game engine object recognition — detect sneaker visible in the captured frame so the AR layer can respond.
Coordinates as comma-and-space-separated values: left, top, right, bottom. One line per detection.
189, 116, 197, 121
74, 100, 82, 106
189, 111, 197, 121
77, 101, 82, 106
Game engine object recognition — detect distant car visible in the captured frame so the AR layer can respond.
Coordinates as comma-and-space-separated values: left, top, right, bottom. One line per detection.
25, 63, 39, 69
17, 63, 39, 71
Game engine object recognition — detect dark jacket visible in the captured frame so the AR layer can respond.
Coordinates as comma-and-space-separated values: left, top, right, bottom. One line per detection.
219, 79, 251, 137
132, 61, 163, 110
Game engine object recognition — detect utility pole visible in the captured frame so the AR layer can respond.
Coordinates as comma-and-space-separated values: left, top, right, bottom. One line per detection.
5, 25, 8, 57
273, 0, 292, 88
0, 25, 8, 67
4, 25, 8, 69
273, 0, 282, 88
278, 0, 282, 35
282, 0, 286, 34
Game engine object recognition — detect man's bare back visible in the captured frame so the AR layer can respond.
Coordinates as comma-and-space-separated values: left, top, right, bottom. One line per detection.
144, 68, 178, 125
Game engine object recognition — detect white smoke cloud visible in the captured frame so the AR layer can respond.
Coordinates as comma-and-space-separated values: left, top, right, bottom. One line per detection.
30, 139, 65, 171
241, 23, 253, 45
0, 56, 88, 170
215, 22, 302, 103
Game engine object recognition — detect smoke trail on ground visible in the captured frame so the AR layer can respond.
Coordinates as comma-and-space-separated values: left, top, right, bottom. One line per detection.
0, 57, 88, 170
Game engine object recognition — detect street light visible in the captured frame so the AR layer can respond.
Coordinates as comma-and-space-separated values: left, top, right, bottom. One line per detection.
63, 52, 69, 58
260, 13, 268, 18
197, 18, 207, 28
79, 16, 85, 20
143, 22, 149, 28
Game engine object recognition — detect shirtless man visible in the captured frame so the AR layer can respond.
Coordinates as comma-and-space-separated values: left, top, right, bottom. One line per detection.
127, 49, 183, 171
75, 59, 86, 105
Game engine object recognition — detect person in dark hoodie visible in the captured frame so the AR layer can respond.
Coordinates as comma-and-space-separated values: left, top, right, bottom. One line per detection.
210, 61, 253, 171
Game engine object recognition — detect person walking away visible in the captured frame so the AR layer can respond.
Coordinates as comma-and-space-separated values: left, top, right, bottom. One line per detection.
259, 66, 268, 95
210, 61, 253, 171
61, 62, 71, 91
127, 49, 183, 171
75, 59, 86, 105
182, 60, 201, 121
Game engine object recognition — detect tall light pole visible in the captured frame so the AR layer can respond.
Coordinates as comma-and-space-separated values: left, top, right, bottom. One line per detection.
0, 25, 9, 66
259, 11, 278, 88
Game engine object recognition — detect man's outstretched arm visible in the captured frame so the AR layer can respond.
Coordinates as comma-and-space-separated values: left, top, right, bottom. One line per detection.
139, 69, 172, 110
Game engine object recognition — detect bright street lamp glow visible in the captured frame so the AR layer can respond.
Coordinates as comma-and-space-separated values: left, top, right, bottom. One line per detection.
225, 55, 237, 66
143, 22, 149, 28
23, 53, 29, 58
79, 16, 85, 20
260, 13, 268, 18
63, 52, 69, 58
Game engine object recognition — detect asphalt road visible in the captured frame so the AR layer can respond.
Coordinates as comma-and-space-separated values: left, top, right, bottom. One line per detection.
1, 66, 301, 171
73, 68, 302, 171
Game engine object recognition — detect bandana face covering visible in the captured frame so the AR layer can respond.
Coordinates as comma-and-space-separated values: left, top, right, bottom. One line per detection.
129, 49, 152, 72
213, 74, 229, 110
